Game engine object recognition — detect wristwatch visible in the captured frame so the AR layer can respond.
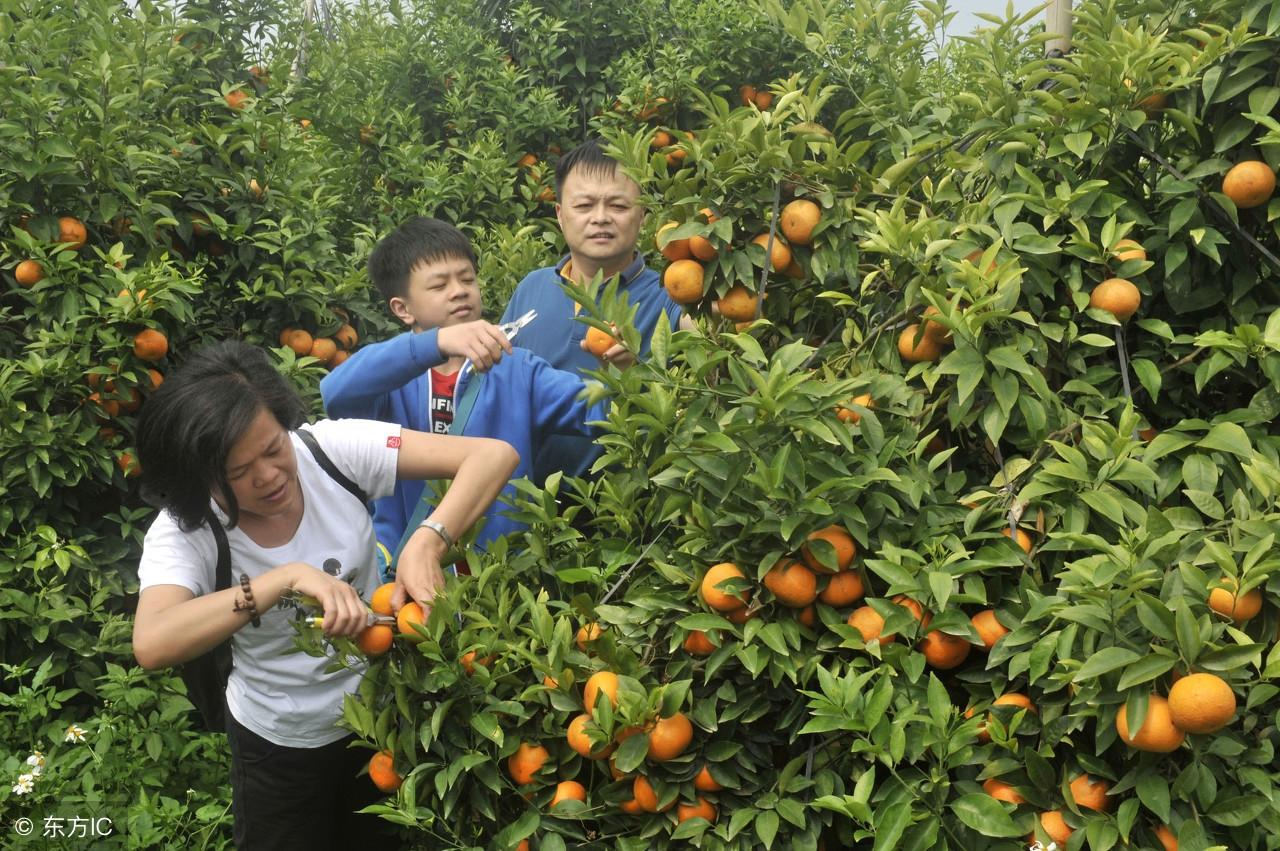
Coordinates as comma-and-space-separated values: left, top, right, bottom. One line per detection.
418, 518, 454, 549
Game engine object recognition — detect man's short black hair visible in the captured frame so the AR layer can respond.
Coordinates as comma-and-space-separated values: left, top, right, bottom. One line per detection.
137, 341, 306, 532
554, 137, 621, 197
367, 216, 478, 302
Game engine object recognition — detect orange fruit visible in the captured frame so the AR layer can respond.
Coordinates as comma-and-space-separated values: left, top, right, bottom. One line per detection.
651, 130, 674, 148
983, 777, 1026, 804
133, 329, 169, 362
1222, 160, 1276, 209
801, 525, 856, 573
583, 670, 620, 713
677, 796, 717, 824
1002, 526, 1033, 554
116, 451, 140, 478
147, 368, 164, 389
368, 750, 402, 792
567, 713, 614, 760
1155, 824, 1178, 851
396, 601, 427, 642
657, 222, 691, 262
584, 325, 619, 358
782, 258, 804, 279
663, 259, 706, 304
835, 393, 874, 424
892, 595, 928, 625
248, 178, 265, 199
725, 606, 757, 625
88, 392, 121, 419
370, 582, 396, 616
700, 563, 750, 611
15, 260, 44, 287
750, 232, 791, 271
224, 90, 249, 110
1168, 672, 1236, 734
1039, 811, 1073, 844
1069, 773, 1112, 812
779, 199, 821, 245
1207, 578, 1263, 622
334, 323, 358, 350
330, 350, 349, 368
717, 285, 759, 321
517, 153, 538, 169
460, 650, 494, 675
647, 712, 693, 761
754, 90, 774, 109
357, 624, 394, 657
310, 336, 339, 366
619, 796, 644, 814
507, 742, 550, 786
763, 560, 818, 608
847, 606, 892, 644
919, 628, 971, 669
58, 216, 87, 249
284, 328, 313, 356
550, 779, 586, 808
971, 610, 1009, 651
693, 765, 722, 792
688, 233, 718, 261
974, 693, 1036, 742
897, 323, 942, 363
1115, 695, 1185, 752
1089, 277, 1141, 321
795, 605, 816, 628
515, 841, 529, 851
920, 305, 952, 344
632, 775, 672, 812
1112, 238, 1147, 263
819, 571, 866, 607
738, 84, 757, 106
683, 629, 717, 656
576, 622, 604, 650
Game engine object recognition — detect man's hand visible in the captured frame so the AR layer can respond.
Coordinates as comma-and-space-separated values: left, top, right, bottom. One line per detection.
438, 320, 513, 372
581, 337, 637, 369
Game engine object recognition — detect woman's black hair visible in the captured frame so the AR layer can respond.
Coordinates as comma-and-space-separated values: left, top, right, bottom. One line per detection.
136, 340, 306, 532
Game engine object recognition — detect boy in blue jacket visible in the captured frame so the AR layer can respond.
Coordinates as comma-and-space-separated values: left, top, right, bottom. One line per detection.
320, 216, 609, 562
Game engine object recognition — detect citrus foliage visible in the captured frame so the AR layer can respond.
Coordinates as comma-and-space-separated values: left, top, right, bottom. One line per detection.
3, 0, 1280, 849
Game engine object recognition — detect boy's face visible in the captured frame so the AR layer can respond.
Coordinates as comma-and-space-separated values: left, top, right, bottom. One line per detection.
556, 166, 645, 273
390, 255, 482, 331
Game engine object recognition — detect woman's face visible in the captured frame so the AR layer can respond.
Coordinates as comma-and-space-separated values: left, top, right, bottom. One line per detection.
218, 408, 300, 522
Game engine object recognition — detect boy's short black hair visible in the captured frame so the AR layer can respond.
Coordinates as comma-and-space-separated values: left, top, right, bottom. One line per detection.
554, 137, 620, 196
367, 216, 477, 302
137, 340, 306, 532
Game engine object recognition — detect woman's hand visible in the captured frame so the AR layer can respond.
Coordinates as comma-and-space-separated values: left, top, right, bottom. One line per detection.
393, 526, 449, 611
286, 563, 369, 637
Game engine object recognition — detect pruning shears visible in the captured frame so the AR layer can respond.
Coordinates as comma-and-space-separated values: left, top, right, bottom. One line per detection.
499, 309, 537, 341
304, 612, 395, 629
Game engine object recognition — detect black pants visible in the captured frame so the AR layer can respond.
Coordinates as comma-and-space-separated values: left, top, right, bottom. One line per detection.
227, 713, 400, 850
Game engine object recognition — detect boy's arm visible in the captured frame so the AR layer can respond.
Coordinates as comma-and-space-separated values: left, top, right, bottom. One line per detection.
320, 330, 445, 417
526, 354, 611, 439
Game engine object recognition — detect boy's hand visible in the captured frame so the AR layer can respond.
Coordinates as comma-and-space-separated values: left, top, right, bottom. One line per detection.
582, 337, 636, 369
438, 321, 512, 372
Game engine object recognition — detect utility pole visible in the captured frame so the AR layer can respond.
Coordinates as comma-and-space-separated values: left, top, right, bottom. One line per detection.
1046, 0, 1073, 56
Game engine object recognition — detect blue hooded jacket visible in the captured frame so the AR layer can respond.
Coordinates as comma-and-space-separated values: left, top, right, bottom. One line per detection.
319, 328, 606, 551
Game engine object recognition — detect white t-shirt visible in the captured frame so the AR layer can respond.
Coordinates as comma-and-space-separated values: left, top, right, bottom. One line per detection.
137, 418, 401, 748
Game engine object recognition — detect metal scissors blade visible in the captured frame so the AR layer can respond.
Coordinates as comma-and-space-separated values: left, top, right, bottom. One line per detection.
499, 309, 537, 341
305, 613, 396, 629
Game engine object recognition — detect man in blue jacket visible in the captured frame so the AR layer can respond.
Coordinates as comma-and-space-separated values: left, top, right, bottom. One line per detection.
320, 216, 609, 561
500, 137, 694, 484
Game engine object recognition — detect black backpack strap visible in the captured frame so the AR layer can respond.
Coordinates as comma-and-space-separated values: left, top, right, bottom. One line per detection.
296, 427, 369, 504
182, 509, 233, 732
207, 508, 232, 592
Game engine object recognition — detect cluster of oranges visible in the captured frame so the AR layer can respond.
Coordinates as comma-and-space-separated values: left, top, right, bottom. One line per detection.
277, 321, 359, 369
11, 215, 87, 288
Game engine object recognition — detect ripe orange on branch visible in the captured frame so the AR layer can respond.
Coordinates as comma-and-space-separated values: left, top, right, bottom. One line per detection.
576, 622, 604, 650
1207, 578, 1262, 622
700, 562, 750, 611
682, 629, 717, 656
1069, 773, 1112, 812
647, 712, 693, 761
897, 323, 942, 363
847, 605, 892, 643
779, 199, 821, 245
750, 232, 791, 271
801, 525, 856, 573
663, 259, 705, 304
583, 670, 620, 714
983, 777, 1026, 804
1168, 673, 1236, 734
507, 742, 550, 786
1111, 238, 1147, 263
693, 765, 723, 792
1038, 811, 1073, 844
716, 285, 759, 321
58, 216, 87, 250
818, 571, 865, 607
918, 628, 971, 669
584, 325, 619, 358
1221, 160, 1276, 209
357, 624, 394, 657
550, 780, 586, 809
1089, 277, 1141, 321
133, 329, 169, 362
15, 260, 44, 287
368, 750, 402, 792
836, 393, 874, 424
676, 796, 717, 824
971, 609, 1009, 651
567, 713, 614, 760
763, 560, 817, 608
396, 601, 426, 641
1115, 695, 1185, 752
657, 222, 691, 261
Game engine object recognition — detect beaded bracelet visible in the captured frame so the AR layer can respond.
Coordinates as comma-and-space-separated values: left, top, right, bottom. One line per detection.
233, 573, 262, 627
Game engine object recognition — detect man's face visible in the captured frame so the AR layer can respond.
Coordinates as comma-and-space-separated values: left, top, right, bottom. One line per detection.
556, 166, 646, 274
390, 255, 482, 331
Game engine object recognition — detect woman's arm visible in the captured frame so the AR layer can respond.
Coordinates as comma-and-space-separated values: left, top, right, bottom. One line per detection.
132, 562, 371, 670
391, 429, 519, 608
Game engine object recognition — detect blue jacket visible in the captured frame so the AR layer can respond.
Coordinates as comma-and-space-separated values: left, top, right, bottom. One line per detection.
500, 253, 681, 481
319, 328, 606, 551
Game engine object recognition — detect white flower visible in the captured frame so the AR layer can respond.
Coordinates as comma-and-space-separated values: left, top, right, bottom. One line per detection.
26, 752, 44, 767
64, 725, 87, 743
12, 773, 34, 795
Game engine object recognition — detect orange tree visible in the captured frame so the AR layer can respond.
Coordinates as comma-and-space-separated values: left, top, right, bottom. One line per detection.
343, 1, 1280, 850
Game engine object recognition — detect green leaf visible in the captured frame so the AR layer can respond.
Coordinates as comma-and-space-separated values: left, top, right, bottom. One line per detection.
1207, 794, 1268, 826
1199, 422, 1254, 458
1117, 653, 1177, 690
1136, 774, 1172, 822
755, 809, 779, 848
1131, 358, 1161, 402
948, 794, 1022, 837
870, 799, 912, 850
1074, 647, 1142, 682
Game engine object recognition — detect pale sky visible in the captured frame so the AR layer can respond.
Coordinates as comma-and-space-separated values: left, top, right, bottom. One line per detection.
946, 0, 1045, 35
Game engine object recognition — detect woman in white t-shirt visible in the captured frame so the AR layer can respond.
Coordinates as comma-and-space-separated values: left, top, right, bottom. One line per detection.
131, 341, 517, 850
